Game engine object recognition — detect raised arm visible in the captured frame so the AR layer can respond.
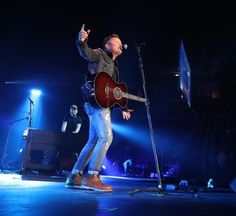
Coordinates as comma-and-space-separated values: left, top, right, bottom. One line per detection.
76, 24, 101, 62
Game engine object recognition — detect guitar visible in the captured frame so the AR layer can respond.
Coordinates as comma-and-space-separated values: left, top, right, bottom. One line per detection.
94, 72, 147, 108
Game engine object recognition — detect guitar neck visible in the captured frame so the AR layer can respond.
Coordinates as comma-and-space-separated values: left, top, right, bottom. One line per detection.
122, 92, 146, 103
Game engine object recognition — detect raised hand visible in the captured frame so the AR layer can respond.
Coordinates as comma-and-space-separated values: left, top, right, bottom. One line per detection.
78, 24, 91, 42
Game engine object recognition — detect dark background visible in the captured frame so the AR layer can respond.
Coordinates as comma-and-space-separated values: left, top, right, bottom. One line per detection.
0, 0, 235, 186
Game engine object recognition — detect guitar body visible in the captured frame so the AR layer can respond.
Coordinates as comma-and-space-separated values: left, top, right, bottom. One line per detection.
94, 72, 128, 108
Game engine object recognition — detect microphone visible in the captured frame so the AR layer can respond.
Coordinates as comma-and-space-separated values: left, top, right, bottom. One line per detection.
122, 42, 146, 50
28, 97, 34, 105
123, 44, 128, 50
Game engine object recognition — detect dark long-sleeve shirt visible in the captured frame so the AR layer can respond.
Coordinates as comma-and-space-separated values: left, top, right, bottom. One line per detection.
77, 40, 121, 107
76, 39, 129, 112
77, 41, 119, 82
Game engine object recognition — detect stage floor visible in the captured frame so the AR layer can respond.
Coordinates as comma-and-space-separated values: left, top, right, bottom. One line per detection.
0, 173, 236, 216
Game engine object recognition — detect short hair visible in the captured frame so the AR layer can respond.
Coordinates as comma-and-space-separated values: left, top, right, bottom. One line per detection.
103, 33, 120, 48
70, 105, 78, 110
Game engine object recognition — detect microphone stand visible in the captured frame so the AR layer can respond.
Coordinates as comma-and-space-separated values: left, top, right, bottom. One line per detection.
28, 97, 34, 128
0, 98, 34, 172
0, 116, 29, 171
129, 44, 164, 195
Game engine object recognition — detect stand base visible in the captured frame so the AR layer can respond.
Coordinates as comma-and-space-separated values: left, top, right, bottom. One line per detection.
129, 186, 165, 196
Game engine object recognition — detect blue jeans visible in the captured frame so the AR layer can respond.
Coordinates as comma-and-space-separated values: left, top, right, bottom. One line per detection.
72, 102, 113, 174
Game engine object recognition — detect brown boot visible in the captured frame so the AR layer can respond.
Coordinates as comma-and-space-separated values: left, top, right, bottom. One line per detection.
65, 173, 83, 188
84, 174, 112, 192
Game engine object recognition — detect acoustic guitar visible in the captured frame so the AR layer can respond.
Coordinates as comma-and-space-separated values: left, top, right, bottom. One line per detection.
94, 72, 147, 108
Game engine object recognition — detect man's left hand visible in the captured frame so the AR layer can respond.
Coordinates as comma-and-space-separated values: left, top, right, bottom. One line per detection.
122, 109, 133, 120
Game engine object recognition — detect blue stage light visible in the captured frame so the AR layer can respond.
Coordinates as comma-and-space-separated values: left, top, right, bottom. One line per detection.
31, 89, 41, 96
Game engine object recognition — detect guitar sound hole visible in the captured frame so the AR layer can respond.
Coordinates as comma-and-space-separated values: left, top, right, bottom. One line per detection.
113, 87, 122, 99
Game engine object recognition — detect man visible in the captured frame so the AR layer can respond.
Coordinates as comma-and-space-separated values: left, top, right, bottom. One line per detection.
61, 105, 82, 134
65, 25, 133, 192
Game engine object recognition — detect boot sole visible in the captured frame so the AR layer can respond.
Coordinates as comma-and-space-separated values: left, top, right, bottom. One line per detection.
65, 184, 112, 192
81, 185, 112, 192
65, 184, 83, 189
